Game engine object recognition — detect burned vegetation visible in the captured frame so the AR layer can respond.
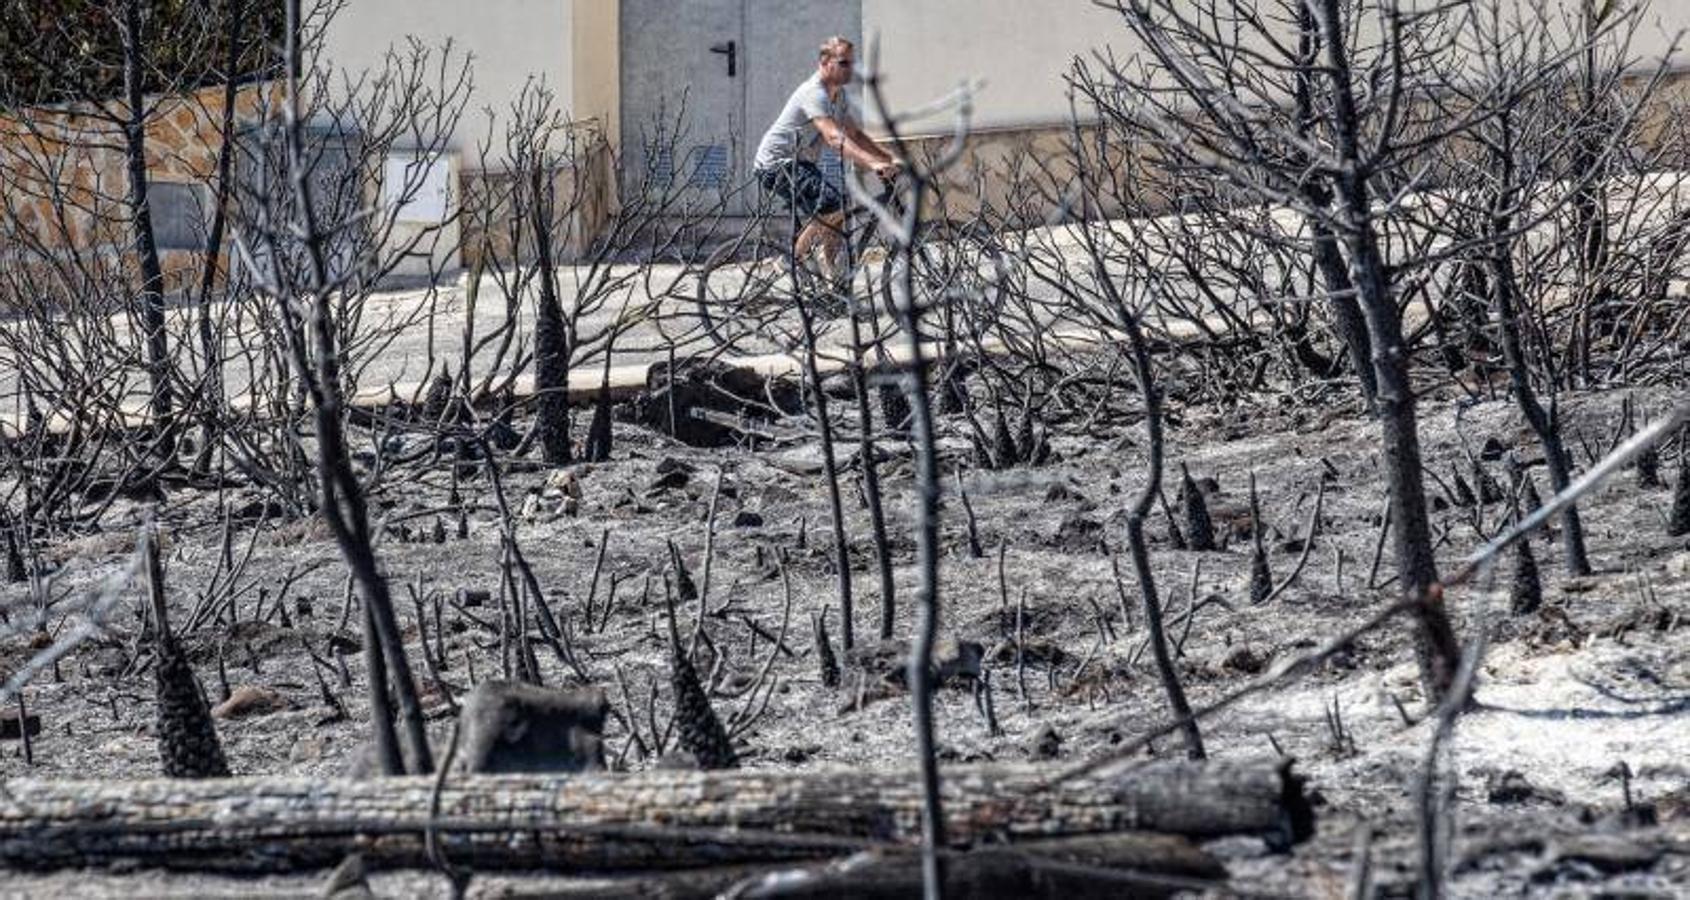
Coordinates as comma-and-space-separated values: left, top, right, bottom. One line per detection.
2, 0, 1690, 897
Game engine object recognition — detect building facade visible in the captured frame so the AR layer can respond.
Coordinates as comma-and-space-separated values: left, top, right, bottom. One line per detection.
5, 1, 1686, 281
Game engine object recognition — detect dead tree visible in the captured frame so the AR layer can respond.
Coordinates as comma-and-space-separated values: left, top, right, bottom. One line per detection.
1307, 0, 1459, 699
1424, 1, 1684, 576
117, 0, 175, 435
531, 156, 573, 465
463, 81, 677, 467
0, 0, 277, 513
225, 0, 453, 774
851, 50, 982, 898
1290, 2, 1377, 411
0, 0, 282, 447
187, 0, 255, 475
786, 241, 858, 651
1035, 99, 1206, 760
1074, 0, 1502, 700
145, 520, 231, 778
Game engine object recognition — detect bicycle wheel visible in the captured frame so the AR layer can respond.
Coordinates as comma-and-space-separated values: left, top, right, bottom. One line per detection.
911, 221, 1018, 334
694, 227, 795, 352
874, 222, 985, 325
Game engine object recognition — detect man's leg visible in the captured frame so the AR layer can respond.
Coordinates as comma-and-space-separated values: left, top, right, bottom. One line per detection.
784, 160, 847, 279
794, 211, 846, 271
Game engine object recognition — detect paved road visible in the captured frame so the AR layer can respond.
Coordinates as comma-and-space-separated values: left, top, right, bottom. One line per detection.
0, 218, 1296, 433
0, 251, 1003, 431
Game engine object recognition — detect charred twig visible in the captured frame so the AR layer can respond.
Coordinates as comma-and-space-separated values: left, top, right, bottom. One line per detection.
1413, 630, 1488, 900
957, 470, 984, 559
583, 528, 611, 634
1248, 472, 1272, 603
1366, 492, 1392, 590
1259, 480, 1326, 606
1015, 587, 1030, 713
814, 605, 841, 689
1451, 399, 1690, 587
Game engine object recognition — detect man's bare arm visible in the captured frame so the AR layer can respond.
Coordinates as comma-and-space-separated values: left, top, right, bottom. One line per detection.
814, 116, 899, 175
846, 122, 897, 167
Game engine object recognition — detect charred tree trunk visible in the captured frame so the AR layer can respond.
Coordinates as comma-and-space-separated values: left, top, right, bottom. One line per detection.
1294, 5, 1376, 413
532, 164, 573, 465
190, 0, 248, 472
787, 206, 854, 650
360, 598, 404, 775
847, 311, 897, 640
1115, 298, 1202, 761
145, 524, 230, 779
1490, 254, 1591, 575
723, 832, 1225, 899
1069, 109, 1203, 760
279, 0, 433, 775
0, 760, 1311, 873
583, 337, 616, 462
803, 334, 855, 651
1484, 108, 1592, 578
1566, 9, 1610, 389
119, 0, 174, 437
1310, 223, 1376, 407
875, 161, 949, 897
1314, 0, 1460, 702
1, 507, 25, 584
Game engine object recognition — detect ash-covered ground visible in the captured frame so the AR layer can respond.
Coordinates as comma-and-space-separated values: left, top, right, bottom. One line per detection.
1, 373, 1687, 898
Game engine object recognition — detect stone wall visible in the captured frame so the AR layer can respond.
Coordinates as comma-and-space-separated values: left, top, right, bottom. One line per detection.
459, 129, 617, 271
0, 82, 279, 297
2, 81, 627, 298
891, 68, 1690, 229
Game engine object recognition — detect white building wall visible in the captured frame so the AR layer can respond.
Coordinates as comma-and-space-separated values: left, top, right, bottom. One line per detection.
319, 0, 574, 155
572, 0, 620, 145
861, 0, 1687, 135
320, 0, 1689, 151
861, 0, 1129, 132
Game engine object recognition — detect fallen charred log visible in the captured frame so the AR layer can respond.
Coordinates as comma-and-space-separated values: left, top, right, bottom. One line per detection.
0, 758, 1310, 875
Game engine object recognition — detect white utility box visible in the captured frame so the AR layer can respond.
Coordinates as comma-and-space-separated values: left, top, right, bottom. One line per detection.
381, 149, 461, 281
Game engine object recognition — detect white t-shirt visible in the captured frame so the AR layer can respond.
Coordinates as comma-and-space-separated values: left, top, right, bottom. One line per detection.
753, 73, 859, 173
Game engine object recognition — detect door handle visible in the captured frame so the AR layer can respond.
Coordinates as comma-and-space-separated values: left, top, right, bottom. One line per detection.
709, 40, 737, 77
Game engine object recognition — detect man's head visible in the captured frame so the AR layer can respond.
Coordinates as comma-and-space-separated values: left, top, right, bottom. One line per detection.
816, 36, 854, 90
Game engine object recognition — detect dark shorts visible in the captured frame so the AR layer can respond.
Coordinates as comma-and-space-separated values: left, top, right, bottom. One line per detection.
758, 159, 843, 218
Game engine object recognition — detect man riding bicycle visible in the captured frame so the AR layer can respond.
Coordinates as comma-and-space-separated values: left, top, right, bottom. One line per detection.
752, 36, 900, 280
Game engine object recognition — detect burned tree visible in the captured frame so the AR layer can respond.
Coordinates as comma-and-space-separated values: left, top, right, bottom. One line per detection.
1419, 1, 1688, 577
1067, 0, 1548, 700
144, 521, 231, 779
218, 0, 481, 774
850, 49, 985, 897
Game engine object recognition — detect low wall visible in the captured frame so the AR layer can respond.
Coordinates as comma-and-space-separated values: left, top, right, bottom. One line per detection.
10, 67, 1690, 293
887, 67, 1690, 229
459, 131, 616, 271
0, 82, 278, 300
